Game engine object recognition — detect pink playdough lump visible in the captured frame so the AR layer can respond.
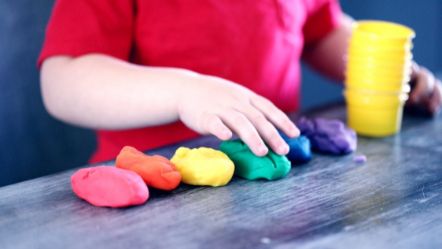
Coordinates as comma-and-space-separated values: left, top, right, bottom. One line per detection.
71, 166, 149, 208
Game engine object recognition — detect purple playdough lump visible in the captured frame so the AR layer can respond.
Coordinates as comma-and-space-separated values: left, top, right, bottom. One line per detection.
297, 117, 357, 154
353, 154, 367, 164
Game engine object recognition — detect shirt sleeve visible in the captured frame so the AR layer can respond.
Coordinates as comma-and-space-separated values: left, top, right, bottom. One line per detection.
38, 0, 135, 67
302, 0, 342, 46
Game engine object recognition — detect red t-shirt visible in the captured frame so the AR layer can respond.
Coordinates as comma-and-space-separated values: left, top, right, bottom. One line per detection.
39, 0, 342, 163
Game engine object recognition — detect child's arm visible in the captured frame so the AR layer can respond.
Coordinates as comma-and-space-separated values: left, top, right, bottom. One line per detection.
41, 55, 299, 156
302, 14, 354, 81
303, 14, 442, 115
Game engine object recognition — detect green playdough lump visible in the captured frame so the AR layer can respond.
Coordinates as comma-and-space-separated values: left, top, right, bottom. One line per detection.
219, 139, 291, 180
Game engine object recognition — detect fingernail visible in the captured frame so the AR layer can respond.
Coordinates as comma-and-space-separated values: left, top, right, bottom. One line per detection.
223, 130, 232, 139
289, 127, 300, 137
278, 144, 289, 155
257, 146, 268, 156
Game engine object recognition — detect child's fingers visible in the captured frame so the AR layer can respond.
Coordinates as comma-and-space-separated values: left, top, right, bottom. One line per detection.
220, 111, 268, 156
428, 81, 442, 115
201, 113, 232, 140
235, 104, 289, 155
409, 66, 435, 104
250, 95, 299, 137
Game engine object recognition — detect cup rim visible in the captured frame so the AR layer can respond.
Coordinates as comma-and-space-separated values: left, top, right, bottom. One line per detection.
350, 34, 413, 44
352, 20, 416, 40
350, 39, 413, 49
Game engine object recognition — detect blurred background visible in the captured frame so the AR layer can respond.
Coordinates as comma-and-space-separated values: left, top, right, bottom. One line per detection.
0, 0, 441, 186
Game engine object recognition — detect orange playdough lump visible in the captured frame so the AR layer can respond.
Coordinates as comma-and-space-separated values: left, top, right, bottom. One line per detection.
116, 146, 181, 191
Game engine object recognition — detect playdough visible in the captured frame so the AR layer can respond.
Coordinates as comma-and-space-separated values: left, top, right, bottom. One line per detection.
279, 133, 312, 164
116, 146, 181, 191
353, 154, 367, 164
220, 139, 291, 180
170, 147, 234, 187
71, 166, 149, 208
297, 117, 357, 155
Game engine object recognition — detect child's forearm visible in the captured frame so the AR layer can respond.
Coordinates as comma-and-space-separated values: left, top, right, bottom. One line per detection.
41, 54, 197, 130
41, 54, 299, 156
302, 14, 354, 82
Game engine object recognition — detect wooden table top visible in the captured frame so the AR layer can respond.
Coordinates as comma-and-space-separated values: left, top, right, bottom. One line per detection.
1, 104, 441, 249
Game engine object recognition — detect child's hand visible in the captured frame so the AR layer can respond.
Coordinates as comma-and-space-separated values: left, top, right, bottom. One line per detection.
177, 74, 300, 156
408, 62, 442, 116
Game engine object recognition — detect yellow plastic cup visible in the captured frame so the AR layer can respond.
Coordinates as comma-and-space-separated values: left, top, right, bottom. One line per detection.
344, 90, 408, 106
348, 54, 411, 68
346, 70, 411, 83
346, 65, 411, 79
344, 90, 408, 137
347, 20, 415, 65
345, 85, 410, 94
345, 58, 412, 83
345, 78, 410, 92
343, 20, 414, 137
347, 60, 411, 73
350, 35, 412, 49
350, 40, 412, 53
347, 55, 412, 69
346, 70, 411, 84
345, 50, 412, 90
348, 47, 412, 61
346, 71, 410, 80
345, 81, 411, 92
346, 81, 408, 92
352, 20, 415, 44
348, 48, 411, 61
350, 33, 413, 47
346, 105, 405, 137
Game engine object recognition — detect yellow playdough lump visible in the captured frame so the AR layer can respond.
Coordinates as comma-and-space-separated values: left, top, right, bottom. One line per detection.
171, 147, 235, 187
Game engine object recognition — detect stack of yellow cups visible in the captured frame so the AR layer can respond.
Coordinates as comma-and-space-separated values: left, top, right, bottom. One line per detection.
345, 20, 415, 137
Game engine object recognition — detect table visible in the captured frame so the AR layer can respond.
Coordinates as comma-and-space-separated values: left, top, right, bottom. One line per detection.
1, 104, 441, 249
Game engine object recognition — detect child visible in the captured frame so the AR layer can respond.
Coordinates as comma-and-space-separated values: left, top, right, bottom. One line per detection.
39, 0, 441, 163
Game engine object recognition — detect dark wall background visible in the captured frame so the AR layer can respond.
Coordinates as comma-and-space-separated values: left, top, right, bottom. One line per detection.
0, 1, 440, 186
0, 0, 95, 186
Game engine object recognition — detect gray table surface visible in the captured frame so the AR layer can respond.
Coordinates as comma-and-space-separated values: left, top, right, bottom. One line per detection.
0, 104, 441, 249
